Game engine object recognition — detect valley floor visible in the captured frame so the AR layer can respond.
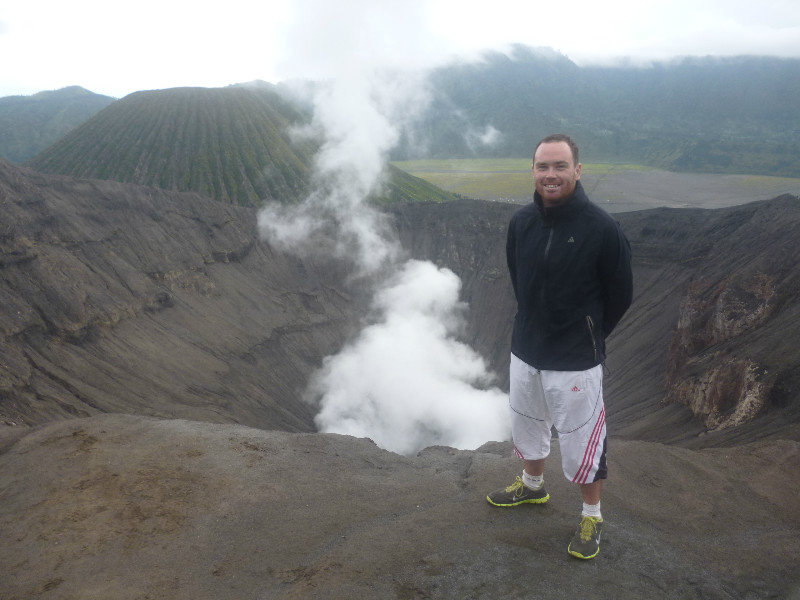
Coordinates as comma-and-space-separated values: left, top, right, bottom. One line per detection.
393, 160, 800, 212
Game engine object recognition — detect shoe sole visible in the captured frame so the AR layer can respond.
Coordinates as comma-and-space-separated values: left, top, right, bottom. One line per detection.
567, 546, 599, 560
486, 493, 550, 507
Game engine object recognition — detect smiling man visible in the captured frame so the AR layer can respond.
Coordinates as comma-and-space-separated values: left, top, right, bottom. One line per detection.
532, 137, 582, 206
487, 134, 633, 560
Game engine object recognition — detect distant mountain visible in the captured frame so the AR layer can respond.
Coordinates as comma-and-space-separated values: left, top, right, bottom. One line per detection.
28, 85, 316, 205
396, 47, 800, 177
0, 86, 115, 163
15, 49, 800, 190
27, 85, 455, 206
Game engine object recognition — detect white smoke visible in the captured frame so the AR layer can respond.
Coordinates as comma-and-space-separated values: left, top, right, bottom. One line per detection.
311, 260, 508, 455
257, 0, 510, 455
257, 71, 407, 275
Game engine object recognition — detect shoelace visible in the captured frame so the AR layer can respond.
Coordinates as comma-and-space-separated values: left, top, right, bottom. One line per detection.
505, 476, 525, 493
579, 516, 599, 542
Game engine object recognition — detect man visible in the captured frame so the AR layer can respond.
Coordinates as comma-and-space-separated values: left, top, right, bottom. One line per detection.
487, 134, 633, 560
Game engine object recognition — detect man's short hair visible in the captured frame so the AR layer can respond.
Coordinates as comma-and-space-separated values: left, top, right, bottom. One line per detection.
534, 134, 579, 166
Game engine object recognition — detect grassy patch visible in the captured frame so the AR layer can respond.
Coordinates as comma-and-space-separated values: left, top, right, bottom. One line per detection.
391, 159, 657, 201
391, 158, 531, 172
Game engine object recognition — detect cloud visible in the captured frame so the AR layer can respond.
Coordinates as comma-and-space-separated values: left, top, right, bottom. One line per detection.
3, 0, 800, 97
466, 125, 503, 151
274, 0, 454, 81
259, 80, 510, 449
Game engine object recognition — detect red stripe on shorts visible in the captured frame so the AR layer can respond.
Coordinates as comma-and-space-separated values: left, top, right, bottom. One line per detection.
513, 443, 524, 459
573, 406, 606, 484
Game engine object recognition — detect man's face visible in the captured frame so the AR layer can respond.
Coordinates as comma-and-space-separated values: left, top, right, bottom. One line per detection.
532, 141, 581, 206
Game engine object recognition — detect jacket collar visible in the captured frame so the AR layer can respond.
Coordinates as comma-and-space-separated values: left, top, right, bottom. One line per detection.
534, 180, 589, 220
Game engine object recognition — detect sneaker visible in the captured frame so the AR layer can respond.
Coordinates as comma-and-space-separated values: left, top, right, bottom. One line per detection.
486, 476, 549, 507
567, 516, 603, 559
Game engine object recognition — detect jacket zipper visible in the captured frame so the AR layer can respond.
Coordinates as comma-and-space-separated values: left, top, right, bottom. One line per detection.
540, 227, 554, 307
543, 227, 554, 259
586, 315, 599, 363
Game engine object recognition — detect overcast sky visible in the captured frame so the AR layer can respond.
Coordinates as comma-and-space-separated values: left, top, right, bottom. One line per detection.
2, 0, 799, 98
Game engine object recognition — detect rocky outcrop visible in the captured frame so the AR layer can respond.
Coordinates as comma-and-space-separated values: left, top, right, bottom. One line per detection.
666, 273, 776, 430
652, 198, 800, 436
667, 358, 768, 430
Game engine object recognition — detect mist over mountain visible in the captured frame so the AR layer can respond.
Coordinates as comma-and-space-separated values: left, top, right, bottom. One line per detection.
393, 47, 800, 177
3, 40, 800, 598
0, 86, 115, 163
3, 47, 798, 454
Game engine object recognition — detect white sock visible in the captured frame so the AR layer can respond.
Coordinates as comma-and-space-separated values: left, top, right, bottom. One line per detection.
582, 501, 602, 520
522, 470, 543, 490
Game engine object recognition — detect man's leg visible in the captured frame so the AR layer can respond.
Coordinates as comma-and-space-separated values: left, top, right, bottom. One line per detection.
486, 455, 550, 507
569, 479, 604, 559
581, 479, 602, 505
539, 365, 606, 559
520, 458, 547, 494
487, 355, 551, 507
524, 458, 545, 477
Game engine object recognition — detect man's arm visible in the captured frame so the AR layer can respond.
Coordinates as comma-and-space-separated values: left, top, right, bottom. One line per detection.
506, 215, 519, 301
599, 221, 633, 337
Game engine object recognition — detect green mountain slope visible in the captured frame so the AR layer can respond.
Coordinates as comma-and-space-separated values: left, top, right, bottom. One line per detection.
28, 85, 453, 206
28, 85, 317, 205
0, 86, 115, 163
381, 163, 456, 203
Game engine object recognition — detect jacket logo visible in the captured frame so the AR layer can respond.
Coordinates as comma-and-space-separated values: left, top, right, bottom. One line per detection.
571, 386, 581, 392
567, 236, 575, 243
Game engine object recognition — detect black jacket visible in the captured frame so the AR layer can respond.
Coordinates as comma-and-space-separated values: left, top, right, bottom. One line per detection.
507, 181, 633, 371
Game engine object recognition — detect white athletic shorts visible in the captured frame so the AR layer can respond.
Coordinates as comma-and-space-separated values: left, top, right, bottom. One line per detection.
509, 353, 607, 484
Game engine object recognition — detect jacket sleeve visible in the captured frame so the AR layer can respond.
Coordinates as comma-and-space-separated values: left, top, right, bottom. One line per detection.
506, 214, 519, 301
599, 220, 633, 337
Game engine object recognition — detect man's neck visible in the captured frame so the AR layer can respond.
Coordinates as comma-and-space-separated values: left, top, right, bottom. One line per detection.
542, 196, 571, 209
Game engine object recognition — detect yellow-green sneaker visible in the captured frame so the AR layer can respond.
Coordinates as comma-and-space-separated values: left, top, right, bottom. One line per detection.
568, 516, 603, 559
486, 476, 549, 507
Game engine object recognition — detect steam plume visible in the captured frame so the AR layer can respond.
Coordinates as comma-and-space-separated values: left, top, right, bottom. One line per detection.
257, 72, 406, 275
257, 1, 509, 455
311, 260, 508, 455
